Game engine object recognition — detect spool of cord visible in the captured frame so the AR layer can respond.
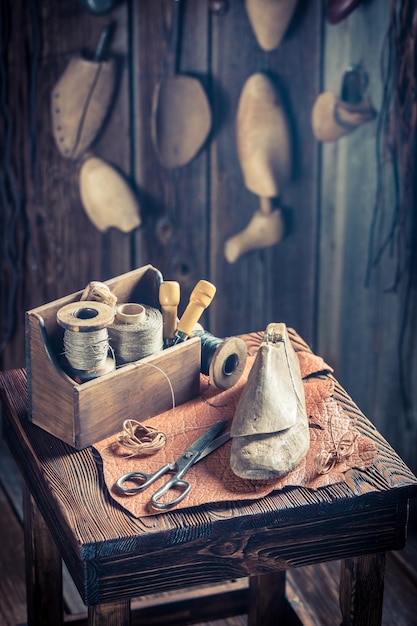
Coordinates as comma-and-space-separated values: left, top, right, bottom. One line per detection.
56, 301, 115, 382
193, 329, 248, 390
108, 303, 163, 365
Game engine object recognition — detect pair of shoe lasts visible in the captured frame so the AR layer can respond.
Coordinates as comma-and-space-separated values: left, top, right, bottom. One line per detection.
51, 28, 141, 234
230, 323, 309, 480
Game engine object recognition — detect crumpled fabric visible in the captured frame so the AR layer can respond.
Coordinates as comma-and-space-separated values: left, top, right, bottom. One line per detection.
94, 329, 377, 517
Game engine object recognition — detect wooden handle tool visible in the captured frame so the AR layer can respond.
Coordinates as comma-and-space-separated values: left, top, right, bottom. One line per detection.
159, 281, 180, 343
175, 280, 216, 342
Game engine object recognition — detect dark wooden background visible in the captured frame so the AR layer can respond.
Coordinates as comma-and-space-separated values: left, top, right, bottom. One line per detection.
1, 0, 416, 517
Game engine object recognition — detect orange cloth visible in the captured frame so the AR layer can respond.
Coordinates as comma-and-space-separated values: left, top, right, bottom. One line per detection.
94, 330, 377, 517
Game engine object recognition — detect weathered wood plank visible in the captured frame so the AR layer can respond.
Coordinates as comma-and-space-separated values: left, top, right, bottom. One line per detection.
209, 1, 321, 343
88, 599, 130, 626
266, 1, 321, 346
340, 553, 386, 626
209, 0, 267, 338
0, 481, 27, 626
0, 0, 132, 370
0, 413, 85, 615
131, 0, 210, 320
23, 3, 109, 300
248, 572, 286, 626
0, 464, 415, 625
287, 560, 342, 626
23, 486, 64, 625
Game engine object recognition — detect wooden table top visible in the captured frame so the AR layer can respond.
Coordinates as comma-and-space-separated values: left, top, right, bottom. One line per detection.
1, 366, 417, 604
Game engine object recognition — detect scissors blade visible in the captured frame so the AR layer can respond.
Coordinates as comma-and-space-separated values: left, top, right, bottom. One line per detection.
194, 431, 231, 463
175, 420, 228, 472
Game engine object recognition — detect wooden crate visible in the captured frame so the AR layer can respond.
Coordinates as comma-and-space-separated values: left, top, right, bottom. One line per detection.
25, 265, 201, 449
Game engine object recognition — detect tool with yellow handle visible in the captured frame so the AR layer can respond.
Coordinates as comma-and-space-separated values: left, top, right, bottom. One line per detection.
175, 280, 216, 343
159, 281, 180, 346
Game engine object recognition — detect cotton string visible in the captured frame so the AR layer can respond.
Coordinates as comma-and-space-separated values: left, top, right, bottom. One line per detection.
107, 304, 163, 365
314, 412, 358, 475
115, 419, 167, 456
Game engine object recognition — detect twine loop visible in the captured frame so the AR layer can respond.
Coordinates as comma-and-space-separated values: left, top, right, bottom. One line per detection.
115, 419, 167, 457
314, 429, 358, 475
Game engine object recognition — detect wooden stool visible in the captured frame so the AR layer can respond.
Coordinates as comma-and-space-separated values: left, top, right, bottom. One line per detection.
1, 368, 416, 626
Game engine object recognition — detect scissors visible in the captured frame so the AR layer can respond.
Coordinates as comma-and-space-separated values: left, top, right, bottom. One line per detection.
115, 420, 230, 510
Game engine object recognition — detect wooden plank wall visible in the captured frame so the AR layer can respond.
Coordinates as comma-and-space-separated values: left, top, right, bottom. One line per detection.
131, 0, 321, 340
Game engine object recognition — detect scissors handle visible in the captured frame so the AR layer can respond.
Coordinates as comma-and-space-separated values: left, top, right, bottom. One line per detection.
116, 463, 171, 495
151, 477, 191, 510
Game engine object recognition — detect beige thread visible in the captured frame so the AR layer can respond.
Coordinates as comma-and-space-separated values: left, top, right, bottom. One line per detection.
314, 413, 358, 475
115, 419, 167, 456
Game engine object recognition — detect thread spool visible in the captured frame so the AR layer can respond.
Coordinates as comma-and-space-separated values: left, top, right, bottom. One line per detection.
193, 330, 248, 390
116, 303, 146, 325
56, 301, 115, 382
108, 303, 163, 365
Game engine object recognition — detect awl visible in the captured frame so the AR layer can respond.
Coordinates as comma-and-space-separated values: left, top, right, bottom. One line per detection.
175, 280, 216, 343
159, 281, 180, 347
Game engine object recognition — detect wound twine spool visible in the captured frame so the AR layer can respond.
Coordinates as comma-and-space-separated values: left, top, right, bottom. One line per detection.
56, 301, 115, 382
193, 329, 248, 390
107, 303, 163, 365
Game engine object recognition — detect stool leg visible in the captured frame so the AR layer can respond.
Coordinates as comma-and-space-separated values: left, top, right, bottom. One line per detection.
23, 484, 63, 626
340, 553, 385, 626
88, 599, 130, 625
248, 571, 286, 626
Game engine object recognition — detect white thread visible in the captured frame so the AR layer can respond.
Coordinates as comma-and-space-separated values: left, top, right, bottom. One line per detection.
134, 360, 176, 411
